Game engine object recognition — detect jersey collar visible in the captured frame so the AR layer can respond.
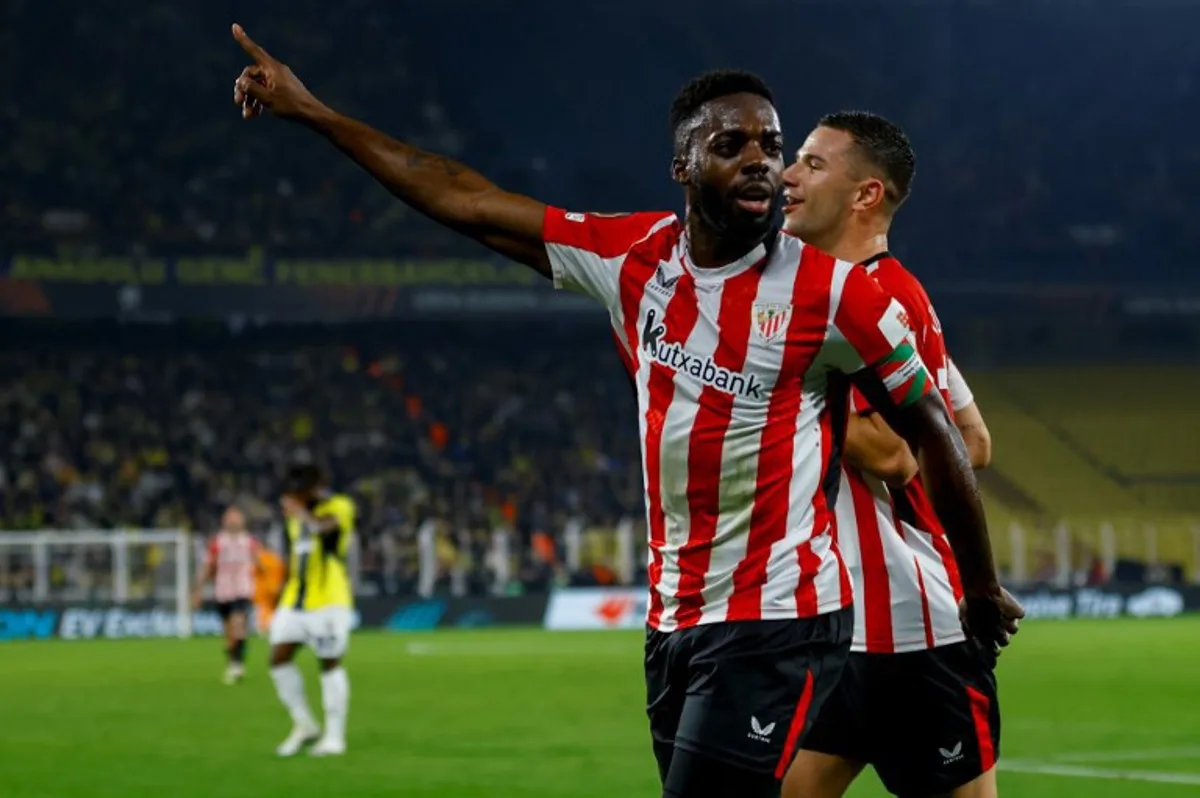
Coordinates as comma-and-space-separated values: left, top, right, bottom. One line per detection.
679, 232, 768, 283
860, 251, 892, 268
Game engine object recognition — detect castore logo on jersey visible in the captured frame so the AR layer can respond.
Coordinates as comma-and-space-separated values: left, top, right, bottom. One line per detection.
647, 264, 681, 296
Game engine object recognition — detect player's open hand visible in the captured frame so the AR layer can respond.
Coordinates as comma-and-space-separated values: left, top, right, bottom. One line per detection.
231, 24, 324, 121
959, 585, 1025, 657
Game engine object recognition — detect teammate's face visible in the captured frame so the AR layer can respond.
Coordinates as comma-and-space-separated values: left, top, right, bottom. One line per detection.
675, 93, 784, 242
781, 126, 865, 246
222, 507, 246, 532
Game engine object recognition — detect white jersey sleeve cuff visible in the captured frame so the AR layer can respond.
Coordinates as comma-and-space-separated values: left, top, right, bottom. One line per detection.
947, 358, 975, 411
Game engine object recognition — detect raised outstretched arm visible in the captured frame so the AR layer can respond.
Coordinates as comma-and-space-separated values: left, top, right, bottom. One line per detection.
230, 24, 550, 276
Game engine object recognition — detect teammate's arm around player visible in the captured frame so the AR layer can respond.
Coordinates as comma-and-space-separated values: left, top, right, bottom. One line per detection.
846, 356, 990, 484
844, 406, 919, 486
229, 25, 553, 276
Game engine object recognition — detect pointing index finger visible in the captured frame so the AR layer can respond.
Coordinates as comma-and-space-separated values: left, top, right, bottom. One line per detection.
232, 23, 271, 64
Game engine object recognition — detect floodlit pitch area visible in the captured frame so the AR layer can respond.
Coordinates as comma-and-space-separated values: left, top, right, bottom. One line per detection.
2, 619, 1198, 797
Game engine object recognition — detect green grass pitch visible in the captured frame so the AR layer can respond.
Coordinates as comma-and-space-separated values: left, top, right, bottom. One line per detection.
2, 618, 1199, 797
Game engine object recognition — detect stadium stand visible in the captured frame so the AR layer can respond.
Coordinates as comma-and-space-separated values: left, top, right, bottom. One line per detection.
1001, 366, 1200, 513
971, 368, 1199, 584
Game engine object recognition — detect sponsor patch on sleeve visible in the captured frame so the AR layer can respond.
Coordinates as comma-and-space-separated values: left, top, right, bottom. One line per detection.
876, 298, 913, 350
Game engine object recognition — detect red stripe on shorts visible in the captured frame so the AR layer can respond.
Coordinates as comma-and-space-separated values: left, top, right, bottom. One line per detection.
774, 670, 816, 780
967, 685, 996, 772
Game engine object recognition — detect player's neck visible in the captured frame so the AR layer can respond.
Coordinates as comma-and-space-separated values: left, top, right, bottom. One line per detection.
685, 217, 768, 270
820, 231, 889, 266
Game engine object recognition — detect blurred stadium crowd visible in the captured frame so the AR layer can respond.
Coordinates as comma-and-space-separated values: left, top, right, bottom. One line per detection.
4, 0, 1199, 280
4, 319, 1197, 597
0, 325, 643, 594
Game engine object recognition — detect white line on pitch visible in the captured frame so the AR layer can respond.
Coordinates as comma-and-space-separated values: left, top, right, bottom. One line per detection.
1007, 718, 1181, 737
1054, 748, 1200, 764
1001, 760, 1200, 786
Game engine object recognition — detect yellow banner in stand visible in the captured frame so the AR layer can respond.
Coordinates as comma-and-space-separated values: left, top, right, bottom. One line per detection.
5, 249, 538, 287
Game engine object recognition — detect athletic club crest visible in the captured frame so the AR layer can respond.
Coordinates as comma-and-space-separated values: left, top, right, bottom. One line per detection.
753, 302, 792, 342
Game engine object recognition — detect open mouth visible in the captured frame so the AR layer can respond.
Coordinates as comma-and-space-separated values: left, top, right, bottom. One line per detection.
735, 184, 775, 215
782, 194, 804, 214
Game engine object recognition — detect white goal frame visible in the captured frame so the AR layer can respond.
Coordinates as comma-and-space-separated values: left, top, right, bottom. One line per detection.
0, 529, 191, 636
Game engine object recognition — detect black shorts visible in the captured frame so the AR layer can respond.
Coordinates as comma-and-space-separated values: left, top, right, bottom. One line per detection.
645, 609, 852, 780
216, 598, 252, 621
803, 641, 1001, 797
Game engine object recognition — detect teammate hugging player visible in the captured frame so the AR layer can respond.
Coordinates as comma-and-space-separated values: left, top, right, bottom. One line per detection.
780, 112, 1024, 798
230, 28, 1014, 796
268, 464, 357, 757
193, 505, 261, 684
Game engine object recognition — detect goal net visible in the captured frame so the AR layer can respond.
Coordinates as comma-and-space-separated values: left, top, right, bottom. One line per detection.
0, 529, 192, 639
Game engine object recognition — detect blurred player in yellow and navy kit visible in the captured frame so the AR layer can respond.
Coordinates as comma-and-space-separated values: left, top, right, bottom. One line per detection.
268, 463, 356, 757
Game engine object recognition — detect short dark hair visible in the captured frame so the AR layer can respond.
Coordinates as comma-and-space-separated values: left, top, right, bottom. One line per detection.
283, 463, 324, 495
818, 111, 916, 209
671, 69, 775, 155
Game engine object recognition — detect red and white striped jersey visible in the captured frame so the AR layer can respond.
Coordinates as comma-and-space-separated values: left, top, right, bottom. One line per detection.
207, 532, 260, 602
835, 253, 966, 654
544, 210, 933, 633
